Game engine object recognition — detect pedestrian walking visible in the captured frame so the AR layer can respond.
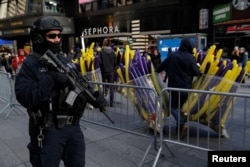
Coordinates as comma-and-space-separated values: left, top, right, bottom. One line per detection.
99, 38, 117, 107
157, 38, 200, 138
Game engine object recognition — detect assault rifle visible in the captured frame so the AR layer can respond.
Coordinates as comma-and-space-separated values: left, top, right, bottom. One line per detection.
43, 49, 114, 124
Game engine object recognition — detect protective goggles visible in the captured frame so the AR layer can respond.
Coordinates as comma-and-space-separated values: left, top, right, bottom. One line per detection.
46, 33, 62, 39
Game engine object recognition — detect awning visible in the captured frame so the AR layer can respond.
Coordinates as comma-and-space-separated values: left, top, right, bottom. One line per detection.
139, 30, 171, 35
214, 19, 250, 26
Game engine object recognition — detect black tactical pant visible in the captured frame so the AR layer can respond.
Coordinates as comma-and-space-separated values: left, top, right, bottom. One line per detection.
101, 71, 115, 106
28, 122, 85, 167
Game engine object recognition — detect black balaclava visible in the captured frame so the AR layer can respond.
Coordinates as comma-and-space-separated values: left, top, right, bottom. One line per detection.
33, 37, 62, 55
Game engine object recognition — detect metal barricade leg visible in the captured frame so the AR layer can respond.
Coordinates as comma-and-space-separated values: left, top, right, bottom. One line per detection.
138, 138, 155, 167
163, 141, 175, 157
0, 103, 10, 115
151, 95, 175, 167
0, 72, 26, 119
3, 103, 25, 119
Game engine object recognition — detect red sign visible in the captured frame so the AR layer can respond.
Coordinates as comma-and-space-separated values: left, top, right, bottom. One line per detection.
227, 24, 250, 33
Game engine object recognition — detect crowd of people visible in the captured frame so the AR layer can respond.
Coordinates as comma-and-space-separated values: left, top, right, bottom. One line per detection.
0, 48, 27, 74
230, 45, 249, 68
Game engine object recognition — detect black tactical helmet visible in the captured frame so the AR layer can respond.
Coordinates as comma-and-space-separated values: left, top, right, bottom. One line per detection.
30, 16, 63, 54
32, 16, 62, 33
30, 16, 62, 44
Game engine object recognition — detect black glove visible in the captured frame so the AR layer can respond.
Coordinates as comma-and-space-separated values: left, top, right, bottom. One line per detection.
73, 93, 87, 112
39, 57, 56, 70
48, 71, 75, 90
93, 91, 107, 110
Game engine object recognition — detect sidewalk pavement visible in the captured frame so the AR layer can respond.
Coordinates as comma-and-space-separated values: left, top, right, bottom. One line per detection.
2, 78, 250, 167
0, 104, 208, 167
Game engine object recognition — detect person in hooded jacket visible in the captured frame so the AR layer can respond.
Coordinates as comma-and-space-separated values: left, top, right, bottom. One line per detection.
163, 47, 172, 82
1, 53, 13, 74
12, 48, 26, 73
99, 38, 117, 107
157, 38, 200, 138
150, 48, 162, 70
14, 16, 106, 167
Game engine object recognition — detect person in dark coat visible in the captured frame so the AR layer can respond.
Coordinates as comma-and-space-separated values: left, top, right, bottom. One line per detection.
150, 48, 162, 70
14, 16, 106, 167
157, 38, 200, 138
238, 47, 249, 83
163, 47, 172, 82
1, 53, 13, 74
12, 48, 26, 73
238, 47, 248, 69
99, 38, 117, 107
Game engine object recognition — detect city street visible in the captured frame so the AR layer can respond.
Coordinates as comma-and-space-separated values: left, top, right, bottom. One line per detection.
0, 78, 250, 167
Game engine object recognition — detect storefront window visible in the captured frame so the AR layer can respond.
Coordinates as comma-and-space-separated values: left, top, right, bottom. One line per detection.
7, 0, 17, 17
17, 0, 27, 15
79, 0, 145, 13
44, 0, 64, 14
0, 0, 43, 18
79, 0, 94, 13
27, 0, 42, 14
5, 0, 27, 17
0, 0, 8, 19
0, 0, 38, 19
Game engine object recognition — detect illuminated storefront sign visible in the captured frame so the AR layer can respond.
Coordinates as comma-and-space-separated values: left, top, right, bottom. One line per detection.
2, 28, 29, 36
227, 24, 250, 33
213, 3, 231, 24
83, 25, 120, 36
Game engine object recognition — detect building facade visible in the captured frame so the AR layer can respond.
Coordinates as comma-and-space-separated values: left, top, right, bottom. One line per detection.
75, 0, 250, 55
75, 0, 213, 52
213, 1, 250, 55
0, 0, 249, 55
0, 0, 75, 54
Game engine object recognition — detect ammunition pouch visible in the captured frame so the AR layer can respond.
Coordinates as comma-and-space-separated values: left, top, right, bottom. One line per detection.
57, 89, 74, 110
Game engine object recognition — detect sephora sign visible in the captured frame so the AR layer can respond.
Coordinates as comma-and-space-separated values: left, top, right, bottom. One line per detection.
83, 25, 120, 36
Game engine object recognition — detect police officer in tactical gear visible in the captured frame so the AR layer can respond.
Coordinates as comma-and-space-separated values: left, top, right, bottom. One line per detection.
15, 16, 107, 167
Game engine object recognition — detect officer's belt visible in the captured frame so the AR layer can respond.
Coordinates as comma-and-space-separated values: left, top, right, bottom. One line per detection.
55, 115, 80, 128
56, 115, 77, 124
